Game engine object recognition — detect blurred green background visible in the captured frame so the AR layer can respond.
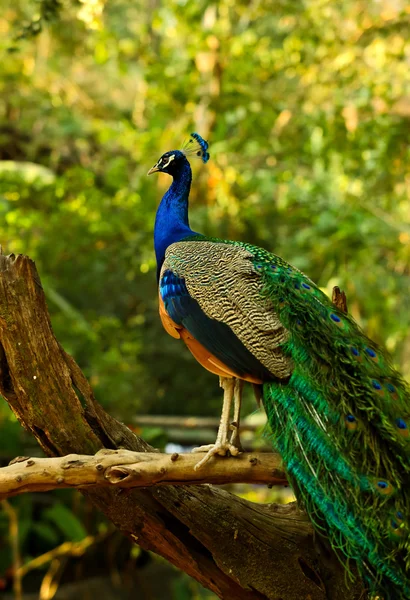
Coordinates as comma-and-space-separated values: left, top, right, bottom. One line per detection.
0, 0, 410, 597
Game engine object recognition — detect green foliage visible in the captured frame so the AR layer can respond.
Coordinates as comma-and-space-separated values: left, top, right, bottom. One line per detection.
0, 0, 409, 422
1, 0, 410, 422
0, 0, 410, 597
43, 502, 88, 542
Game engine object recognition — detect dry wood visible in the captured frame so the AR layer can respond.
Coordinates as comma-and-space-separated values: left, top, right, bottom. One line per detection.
331, 286, 348, 314
0, 253, 365, 600
0, 450, 286, 499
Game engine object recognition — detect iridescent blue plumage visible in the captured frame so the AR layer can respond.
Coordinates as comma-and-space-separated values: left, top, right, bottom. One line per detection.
149, 134, 410, 599
150, 134, 210, 278
152, 153, 196, 279
160, 270, 187, 301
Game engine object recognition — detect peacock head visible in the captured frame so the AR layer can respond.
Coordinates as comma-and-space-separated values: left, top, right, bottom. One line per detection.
147, 150, 186, 176
147, 133, 210, 176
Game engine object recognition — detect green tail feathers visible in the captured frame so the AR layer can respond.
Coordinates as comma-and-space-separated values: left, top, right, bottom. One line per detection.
256, 255, 410, 599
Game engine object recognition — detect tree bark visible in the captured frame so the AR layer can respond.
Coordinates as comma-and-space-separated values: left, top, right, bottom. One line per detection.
0, 450, 286, 499
0, 253, 365, 600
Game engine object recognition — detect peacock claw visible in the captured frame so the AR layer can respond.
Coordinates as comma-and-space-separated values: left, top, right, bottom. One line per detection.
229, 420, 244, 452
190, 376, 245, 469
191, 444, 221, 454
192, 442, 241, 470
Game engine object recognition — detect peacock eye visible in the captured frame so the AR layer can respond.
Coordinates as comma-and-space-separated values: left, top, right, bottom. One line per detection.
160, 154, 175, 169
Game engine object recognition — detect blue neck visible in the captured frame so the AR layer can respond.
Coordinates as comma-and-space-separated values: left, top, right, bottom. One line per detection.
154, 159, 198, 277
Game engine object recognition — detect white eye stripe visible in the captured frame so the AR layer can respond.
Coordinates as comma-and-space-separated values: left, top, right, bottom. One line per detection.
161, 154, 175, 169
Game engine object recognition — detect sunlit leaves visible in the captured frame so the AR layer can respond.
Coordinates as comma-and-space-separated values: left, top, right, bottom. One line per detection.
0, 0, 409, 415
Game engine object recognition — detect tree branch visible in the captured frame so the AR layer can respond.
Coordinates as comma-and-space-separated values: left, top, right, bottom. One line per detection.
0, 450, 286, 500
0, 253, 364, 600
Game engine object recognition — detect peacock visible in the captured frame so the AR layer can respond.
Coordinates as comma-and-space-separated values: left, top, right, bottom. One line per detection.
148, 133, 410, 599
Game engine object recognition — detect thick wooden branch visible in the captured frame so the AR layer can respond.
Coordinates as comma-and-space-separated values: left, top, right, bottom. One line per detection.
0, 450, 286, 499
0, 253, 364, 600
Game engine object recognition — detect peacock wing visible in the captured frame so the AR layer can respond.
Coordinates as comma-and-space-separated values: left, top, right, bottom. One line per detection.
161, 239, 292, 380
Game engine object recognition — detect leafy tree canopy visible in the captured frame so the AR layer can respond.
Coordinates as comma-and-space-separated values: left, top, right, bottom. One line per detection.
0, 0, 409, 422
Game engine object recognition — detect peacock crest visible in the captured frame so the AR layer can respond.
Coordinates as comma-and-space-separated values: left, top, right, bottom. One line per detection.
181, 132, 210, 163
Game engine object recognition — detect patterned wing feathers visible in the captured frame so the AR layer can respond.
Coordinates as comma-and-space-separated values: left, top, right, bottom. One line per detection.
162, 241, 292, 380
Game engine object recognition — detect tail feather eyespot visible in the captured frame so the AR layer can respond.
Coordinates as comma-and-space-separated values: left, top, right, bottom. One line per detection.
344, 414, 358, 431
365, 347, 379, 363
329, 313, 345, 329
388, 511, 406, 539
385, 381, 399, 400
350, 346, 363, 362
372, 478, 395, 496
395, 418, 409, 438
371, 379, 385, 397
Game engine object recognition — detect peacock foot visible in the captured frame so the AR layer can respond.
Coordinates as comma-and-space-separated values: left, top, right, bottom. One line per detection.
229, 420, 244, 453
192, 442, 241, 470
192, 377, 244, 469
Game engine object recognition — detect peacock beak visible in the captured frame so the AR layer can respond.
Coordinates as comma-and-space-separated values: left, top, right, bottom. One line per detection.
147, 163, 160, 175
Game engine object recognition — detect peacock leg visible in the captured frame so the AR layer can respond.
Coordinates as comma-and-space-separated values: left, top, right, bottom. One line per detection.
192, 376, 239, 469
229, 378, 244, 452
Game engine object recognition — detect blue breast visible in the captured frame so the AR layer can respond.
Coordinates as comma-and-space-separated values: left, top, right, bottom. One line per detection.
160, 269, 193, 325
160, 270, 188, 302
